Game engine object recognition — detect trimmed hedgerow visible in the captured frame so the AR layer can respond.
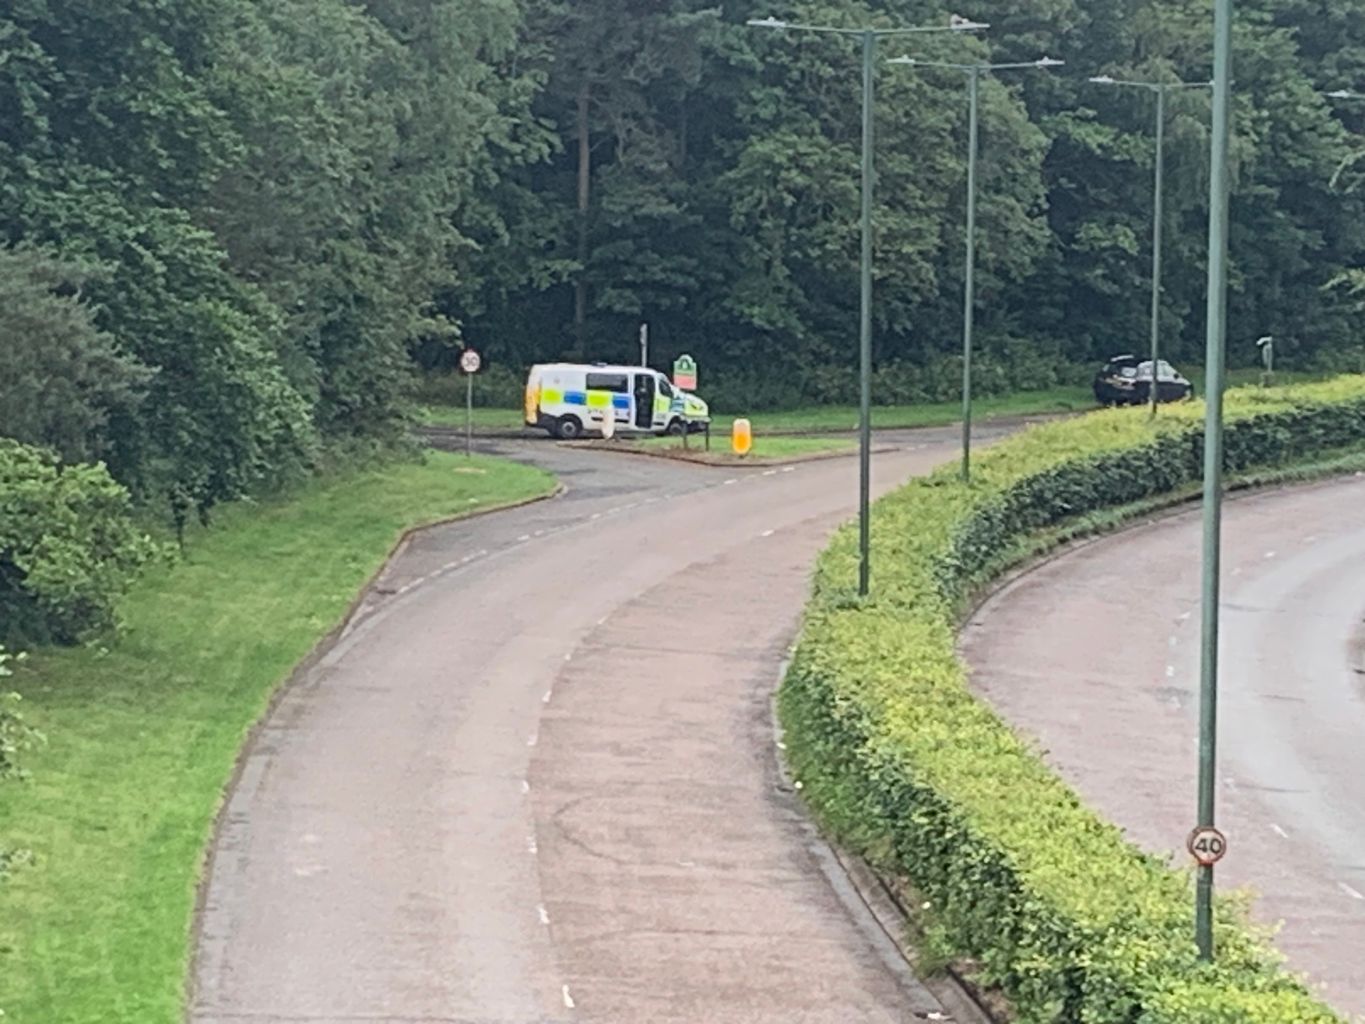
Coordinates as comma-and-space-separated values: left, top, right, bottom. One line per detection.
783, 376, 1365, 1024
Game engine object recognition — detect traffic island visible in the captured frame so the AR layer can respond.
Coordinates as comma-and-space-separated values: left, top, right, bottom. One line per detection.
781, 375, 1365, 1024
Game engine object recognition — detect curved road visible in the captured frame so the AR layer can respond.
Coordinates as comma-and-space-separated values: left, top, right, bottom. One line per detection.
961, 477, 1365, 1017
190, 423, 1028, 1024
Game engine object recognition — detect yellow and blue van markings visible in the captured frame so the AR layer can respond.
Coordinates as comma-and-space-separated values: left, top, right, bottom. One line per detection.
553, 390, 632, 411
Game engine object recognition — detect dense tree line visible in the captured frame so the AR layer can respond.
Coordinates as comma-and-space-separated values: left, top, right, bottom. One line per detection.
465, 0, 1365, 409
5, 0, 1365, 529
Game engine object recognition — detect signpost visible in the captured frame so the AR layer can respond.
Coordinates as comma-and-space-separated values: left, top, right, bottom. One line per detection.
640, 323, 649, 368
672, 354, 697, 391
1257, 335, 1274, 386
460, 348, 481, 458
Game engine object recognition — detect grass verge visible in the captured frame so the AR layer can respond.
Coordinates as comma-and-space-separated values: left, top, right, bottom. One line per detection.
0, 452, 555, 1024
781, 376, 1365, 1023
419, 370, 1328, 436
418, 386, 1092, 434
579, 433, 858, 464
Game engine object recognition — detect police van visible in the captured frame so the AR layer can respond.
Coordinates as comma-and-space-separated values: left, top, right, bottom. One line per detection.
524, 363, 710, 440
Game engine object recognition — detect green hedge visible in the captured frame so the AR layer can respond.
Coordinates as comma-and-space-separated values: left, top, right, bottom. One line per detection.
782, 376, 1365, 1024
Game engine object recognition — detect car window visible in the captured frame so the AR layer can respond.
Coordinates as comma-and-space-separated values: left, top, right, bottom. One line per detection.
658, 378, 674, 398
586, 373, 629, 393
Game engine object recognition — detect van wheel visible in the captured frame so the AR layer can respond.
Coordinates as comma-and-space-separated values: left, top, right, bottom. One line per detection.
556, 415, 584, 440
665, 418, 685, 436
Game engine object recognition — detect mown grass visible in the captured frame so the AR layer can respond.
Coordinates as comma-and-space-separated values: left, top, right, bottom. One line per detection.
0, 452, 555, 1024
418, 369, 1331, 436
418, 385, 1094, 433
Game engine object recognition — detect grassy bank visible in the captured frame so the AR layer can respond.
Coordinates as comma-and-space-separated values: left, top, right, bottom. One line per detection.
781, 376, 1365, 1023
0, 452, 555, 1024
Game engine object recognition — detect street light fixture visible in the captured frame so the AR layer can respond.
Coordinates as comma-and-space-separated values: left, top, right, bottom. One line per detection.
889, 55, 1064, 482
1088, 73, 1213, 420
747, 13, 988, 595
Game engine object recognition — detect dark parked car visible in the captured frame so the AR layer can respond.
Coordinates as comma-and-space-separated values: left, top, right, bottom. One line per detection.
1093, 354, 1194, 406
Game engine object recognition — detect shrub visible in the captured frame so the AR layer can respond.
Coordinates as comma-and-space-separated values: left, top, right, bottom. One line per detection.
783, 376, 1365, 1023
0, 440, 155, 645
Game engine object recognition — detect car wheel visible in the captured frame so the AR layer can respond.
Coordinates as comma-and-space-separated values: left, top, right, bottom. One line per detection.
666, 418, 685, 436
557, 415, 584, 440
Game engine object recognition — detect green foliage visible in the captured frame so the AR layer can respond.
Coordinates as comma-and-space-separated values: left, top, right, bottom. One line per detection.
0, 0, 536, 524
0, 440, 155, 646
0, 245, 150, 464
783, 376, 1365, 1023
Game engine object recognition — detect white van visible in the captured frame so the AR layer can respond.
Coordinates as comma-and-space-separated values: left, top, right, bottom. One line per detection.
524, 363, 710, 440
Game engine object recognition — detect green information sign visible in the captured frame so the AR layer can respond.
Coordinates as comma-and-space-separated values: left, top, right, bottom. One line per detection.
673, 354, 698, 391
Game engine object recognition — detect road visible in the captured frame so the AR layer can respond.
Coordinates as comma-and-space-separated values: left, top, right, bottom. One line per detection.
961, 477, 1365, 1017
189, 422, 1028, 1024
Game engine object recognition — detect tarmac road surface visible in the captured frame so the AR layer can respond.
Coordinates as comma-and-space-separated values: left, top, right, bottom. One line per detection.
961, 476, 1365, 1018
189, 421, 1031, 1024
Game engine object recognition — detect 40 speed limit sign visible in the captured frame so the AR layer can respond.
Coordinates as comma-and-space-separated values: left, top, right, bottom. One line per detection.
1187, 826, 1228, 867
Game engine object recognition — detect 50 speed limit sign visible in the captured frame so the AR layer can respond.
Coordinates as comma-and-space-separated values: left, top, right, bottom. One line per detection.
1187, 826, 1228, 867
460, 349, 481, 374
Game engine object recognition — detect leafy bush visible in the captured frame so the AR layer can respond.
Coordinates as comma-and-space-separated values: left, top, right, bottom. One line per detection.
783, 376, 1365, 1023
0, 441, 155, 646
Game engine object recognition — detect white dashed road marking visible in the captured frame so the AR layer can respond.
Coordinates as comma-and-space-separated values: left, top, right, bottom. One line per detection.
1339, 882, 1364, 901
562, 985, 576, 1009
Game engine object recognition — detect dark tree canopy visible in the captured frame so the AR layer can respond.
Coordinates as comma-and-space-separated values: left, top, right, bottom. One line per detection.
4, 0, 1365, 493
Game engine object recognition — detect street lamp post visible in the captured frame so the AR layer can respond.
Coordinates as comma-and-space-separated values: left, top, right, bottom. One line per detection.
1195, 0, 1235, 963
747, 15, 987, 595
1089, 74, 1213, 420
890, 56, 1064, 482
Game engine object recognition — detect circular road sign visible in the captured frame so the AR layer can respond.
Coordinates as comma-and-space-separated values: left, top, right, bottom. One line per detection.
460, 349, 482, 374
1187, 826, 1228, 867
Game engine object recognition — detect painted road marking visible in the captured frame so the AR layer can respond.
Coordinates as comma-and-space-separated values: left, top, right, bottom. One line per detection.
760, 529, 775, 538
1271, 823, 1289, 839
527, 733, 538, 748
527, 836, 538, 855
542, 690, 553, 704
1339, 882, 1364, 901
521, 780, 531, 795
538, 904, 551, 925
562, 985, 576, 1009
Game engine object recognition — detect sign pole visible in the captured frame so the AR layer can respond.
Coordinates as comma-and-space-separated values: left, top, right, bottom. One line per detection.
1195, 0, 1234, 963
640, 323, 649, 367
459, 348, 482, 459
858, 28, 875, 597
